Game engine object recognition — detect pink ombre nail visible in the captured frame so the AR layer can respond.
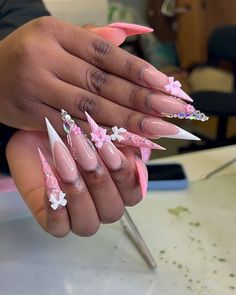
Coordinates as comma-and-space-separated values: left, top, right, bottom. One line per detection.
38, 148, 67, 210
61, 110, 98, 171
164, 76, 193, 102
45, 118, 78, 183
135, 157, 148, 198
85, 112, 123, 170
107, 22, 153, 36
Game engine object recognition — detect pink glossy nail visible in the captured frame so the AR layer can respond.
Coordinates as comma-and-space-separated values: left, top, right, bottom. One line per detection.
108, 22, 153, 36
38, 148, 67, 210
142, 118, 200, 140
60, 110, 98, 172
164, 77, 193, 102
45, 118, 78, 183
85, 112, 123, 170
135, 157, 148, 198
142, 68, 169, 89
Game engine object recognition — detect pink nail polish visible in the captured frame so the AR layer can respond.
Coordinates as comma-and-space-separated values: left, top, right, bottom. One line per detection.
164, 77, 193, 102
142, 68, 169, 89
45, 118, 78, 183
61, 110, 98, 171
108, 22, 153, 36
150, 94, 189, 115
135, 157, 148, 198
85, 112, 123, 170
142, 118, 200, 140
38, 148, 67, 210
110, 126, 165, 150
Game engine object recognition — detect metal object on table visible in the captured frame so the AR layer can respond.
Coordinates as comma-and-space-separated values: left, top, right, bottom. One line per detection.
201, 157, 236, 180
120, 209, 157, 271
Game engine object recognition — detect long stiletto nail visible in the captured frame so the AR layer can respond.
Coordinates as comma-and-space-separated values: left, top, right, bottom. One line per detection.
38, 148, 67, 210
107, 22, 153, 36
142, 118, 200, 140
45, 118, 78, 183
61, 110, 98, 171
150, 94, 209, 121
134, 157, 148, 198
164, 76, 193, 102
85, 112, 123, 170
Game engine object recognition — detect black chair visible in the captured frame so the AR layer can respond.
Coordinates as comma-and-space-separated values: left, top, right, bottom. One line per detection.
180, 25, 236, 152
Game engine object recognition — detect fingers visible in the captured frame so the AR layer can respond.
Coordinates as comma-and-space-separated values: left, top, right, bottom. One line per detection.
46, 18, 169, 90
6, 131, 70, 237
45, 118, 125, 225
39, 76, 199, 141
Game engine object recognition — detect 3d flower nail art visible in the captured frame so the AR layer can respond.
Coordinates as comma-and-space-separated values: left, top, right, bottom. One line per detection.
38, 148, 67, 210
164, 76, 193, 102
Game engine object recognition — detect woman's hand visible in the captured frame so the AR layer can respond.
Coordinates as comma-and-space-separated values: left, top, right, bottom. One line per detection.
6, 122, 147, 237
0, 16, 194, 140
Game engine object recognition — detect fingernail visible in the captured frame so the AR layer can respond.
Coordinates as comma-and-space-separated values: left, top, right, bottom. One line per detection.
150, 94, 191, 115
140, 147, 151, 163
142, 68, 169, 89
164, 77, 193, 102
110, 126, 166, 151
85, 112, 123, 171
107, 22, 153, 36
61, 110, 98, 171
38, 148, 67, 210
45, 118, 78, 183
143, 118, 201, 140
134, 157, 148, 198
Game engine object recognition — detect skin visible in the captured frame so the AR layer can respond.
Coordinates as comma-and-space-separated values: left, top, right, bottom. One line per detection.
6, 131, 143, 237
0, 16, 170, 138
2, 18, 153, 237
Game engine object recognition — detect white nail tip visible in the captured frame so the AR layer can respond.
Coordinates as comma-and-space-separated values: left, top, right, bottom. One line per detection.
164, 126, 201, 141
45, 118, 67, 160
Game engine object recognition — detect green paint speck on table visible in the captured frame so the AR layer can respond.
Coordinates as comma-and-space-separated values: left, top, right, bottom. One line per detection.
168, 206, 190, 217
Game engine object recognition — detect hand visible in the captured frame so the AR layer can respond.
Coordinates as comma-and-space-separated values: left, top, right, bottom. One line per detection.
6, 121, 147, 237
0, 16, 194, 140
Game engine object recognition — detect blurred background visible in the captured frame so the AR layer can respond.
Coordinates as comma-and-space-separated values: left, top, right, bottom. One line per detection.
43, 0, 236, 158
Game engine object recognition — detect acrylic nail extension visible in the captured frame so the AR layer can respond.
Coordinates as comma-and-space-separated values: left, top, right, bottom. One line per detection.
143, 118, 200, 140
38, 148, 67, 210
45, 118, 78, 183
164, 77, 193, 102
134, 157, 148, 198
61, 110, 98, 171
85, 112, 123, 170
107, 22, 153, 36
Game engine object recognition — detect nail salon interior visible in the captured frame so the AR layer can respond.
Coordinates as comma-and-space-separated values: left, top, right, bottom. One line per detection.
0, 1, 236, 294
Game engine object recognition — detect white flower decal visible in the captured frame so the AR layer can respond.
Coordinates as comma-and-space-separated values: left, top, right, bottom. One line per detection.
49, 191, 67, 210
110, 126, 127, 142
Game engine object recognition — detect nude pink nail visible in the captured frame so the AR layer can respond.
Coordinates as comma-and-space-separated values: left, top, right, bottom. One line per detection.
38, 148, 67, 210
108, 22, 153, 36
45, 118, 78, 183
85, 112, 123, 170
61, 110, 98, 171
134, 157, 148, 198
164, 77, 193, 102
142, 118, 200, 140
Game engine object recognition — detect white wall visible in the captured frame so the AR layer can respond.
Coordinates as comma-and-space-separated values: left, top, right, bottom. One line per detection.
43, 0, 108, 25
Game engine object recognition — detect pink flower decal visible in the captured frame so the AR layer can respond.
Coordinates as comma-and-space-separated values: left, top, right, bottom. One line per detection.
85, 112, 111, 148
185, 104, 195, 114
164, 76, 182, 97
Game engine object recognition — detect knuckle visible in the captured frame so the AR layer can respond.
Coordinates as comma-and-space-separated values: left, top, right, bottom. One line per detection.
86, 68, 109, 93
87, 165, 109, 189
33, 16, 56, 33
91, 39, 113, 59
76, 95, 101, 116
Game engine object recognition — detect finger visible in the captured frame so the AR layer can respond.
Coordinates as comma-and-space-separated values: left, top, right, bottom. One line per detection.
44, 121, 124, 224
46, 18, 169, 90
39, 76, 193, 140
44, 118, 100, 236
6, 131, 70, 237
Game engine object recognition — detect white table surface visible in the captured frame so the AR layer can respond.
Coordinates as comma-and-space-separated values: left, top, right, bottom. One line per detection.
0, 146, 236, 294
